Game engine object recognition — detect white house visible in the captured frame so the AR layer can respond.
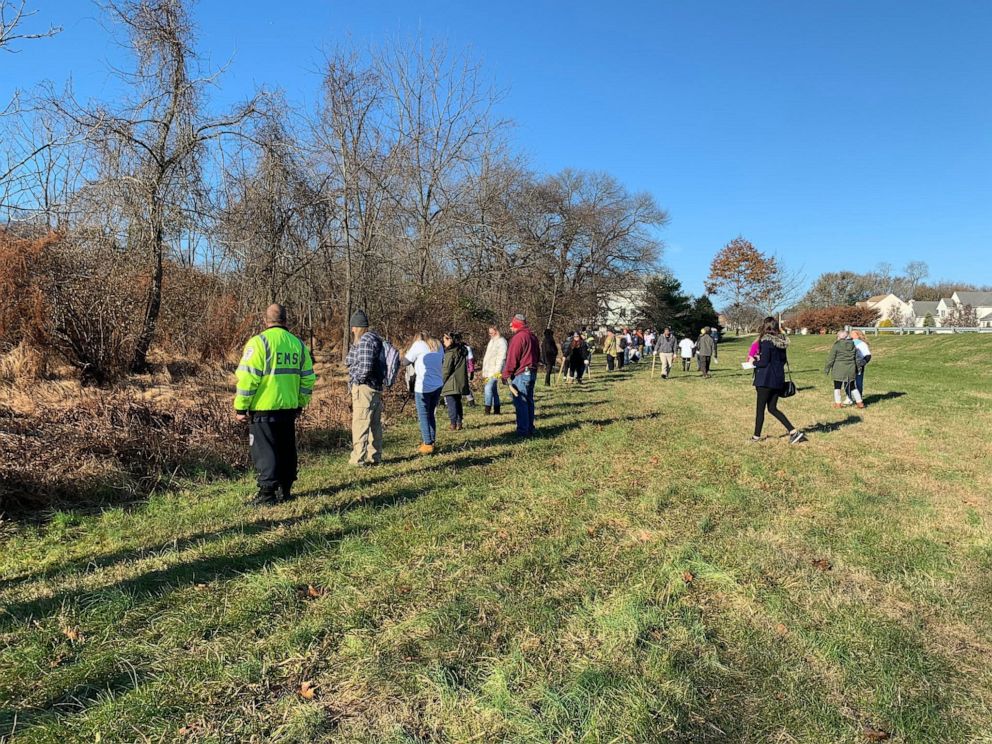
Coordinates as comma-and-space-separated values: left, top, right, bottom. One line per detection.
936, 298, 955, 323
598, 289, 646, 328
951, 291, 992, 328
856, 294, 911, 325
908, 300, 939, 327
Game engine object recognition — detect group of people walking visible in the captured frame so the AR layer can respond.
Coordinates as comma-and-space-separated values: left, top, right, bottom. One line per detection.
233, 304, 878, 505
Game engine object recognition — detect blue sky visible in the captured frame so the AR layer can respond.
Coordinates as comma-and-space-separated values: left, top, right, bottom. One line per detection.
3, 0, 990, 295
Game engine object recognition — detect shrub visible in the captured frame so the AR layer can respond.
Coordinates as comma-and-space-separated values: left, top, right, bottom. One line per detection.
795, 306, 880, 332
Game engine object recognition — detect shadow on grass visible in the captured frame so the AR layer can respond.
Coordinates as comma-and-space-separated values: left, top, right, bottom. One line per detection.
805, 415, 863, 434
863, 391, 906, 406
0, 449, 510, 595
0, 667, 152, 738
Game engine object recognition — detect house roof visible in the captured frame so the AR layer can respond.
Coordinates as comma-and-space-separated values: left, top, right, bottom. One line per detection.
865, 294, 890, 303
938, 298, 954, 306
979, 310, 992, 321
910, 301, 938, 315
954, 291, 992, 307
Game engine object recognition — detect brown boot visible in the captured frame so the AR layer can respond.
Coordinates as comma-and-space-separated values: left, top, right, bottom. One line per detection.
418, 443, 434, 455
855, 402, 865, 409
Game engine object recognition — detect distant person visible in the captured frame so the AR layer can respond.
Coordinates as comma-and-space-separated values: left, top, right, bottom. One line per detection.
345, 309, 384, 467
644, 329, 656, 357
824, 330, 864, 409
656, 327, 678, 379
619, 330, 629, 368
603, 330, 619, 371
441, 332, 470, 430
482, 325, 508, 415
850, 330, 872, 397
502, 313, 540, 436
750, 317, 806, 444
678, 335, 695, 372
464, 342, 477, 407
542, 328, 559, 387
235, 304, 316, 505
696, 327, 716, 378
583, 327, 596, 375
404, 332, 444, 454
566, 332, 588, 383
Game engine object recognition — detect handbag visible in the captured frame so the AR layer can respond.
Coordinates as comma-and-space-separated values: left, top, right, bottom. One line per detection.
781, 362, 797, 398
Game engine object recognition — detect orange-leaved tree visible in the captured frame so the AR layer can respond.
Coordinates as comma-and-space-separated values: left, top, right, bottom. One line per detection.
705, 236, 780, 333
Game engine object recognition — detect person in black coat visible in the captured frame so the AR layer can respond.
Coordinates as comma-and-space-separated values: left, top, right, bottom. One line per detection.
541, 328, 559, 387
566, 333, 588, 383
751, 317, 806, 444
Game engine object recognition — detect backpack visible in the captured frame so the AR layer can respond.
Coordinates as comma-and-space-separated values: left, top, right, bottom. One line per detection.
380, 338, 401, 388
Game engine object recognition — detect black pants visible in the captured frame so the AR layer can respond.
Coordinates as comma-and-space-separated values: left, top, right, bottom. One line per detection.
250, 415, 297, 492
545, 367, 553, 387
607, 355, 615, 371
698, 355, 711, 375
569, 357, 585, 380
754, 386, 793, 437
682, 357, 692, 371
445, 394, 463, 425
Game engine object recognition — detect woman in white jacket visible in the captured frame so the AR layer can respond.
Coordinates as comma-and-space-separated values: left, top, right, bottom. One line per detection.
482, 325, 508, 415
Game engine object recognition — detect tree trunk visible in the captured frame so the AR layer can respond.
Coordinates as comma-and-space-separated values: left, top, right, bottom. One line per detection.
131, 218, 164, 373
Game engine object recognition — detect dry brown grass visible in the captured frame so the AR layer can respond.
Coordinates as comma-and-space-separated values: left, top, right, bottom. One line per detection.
0, 348, 352, 514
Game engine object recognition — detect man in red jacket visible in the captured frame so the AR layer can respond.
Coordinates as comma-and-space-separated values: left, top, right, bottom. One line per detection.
502, 313, 540, 436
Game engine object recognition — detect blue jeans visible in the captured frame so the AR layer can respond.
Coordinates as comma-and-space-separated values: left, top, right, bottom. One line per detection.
855, 369, 865, 396
484, 377, 500, 409
511, 370, 536, 436
415, 388, 441, 444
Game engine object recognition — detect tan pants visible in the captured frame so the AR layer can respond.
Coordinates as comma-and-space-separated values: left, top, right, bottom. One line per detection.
660, 352, 675, 376
350, 384, 383, 465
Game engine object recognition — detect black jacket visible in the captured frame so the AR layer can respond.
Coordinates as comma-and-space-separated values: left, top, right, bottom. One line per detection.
541, 336, 558, 367
753, 335, 789, 389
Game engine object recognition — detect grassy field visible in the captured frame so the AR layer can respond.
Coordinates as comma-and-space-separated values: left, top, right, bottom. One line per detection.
2, 334, 991, 743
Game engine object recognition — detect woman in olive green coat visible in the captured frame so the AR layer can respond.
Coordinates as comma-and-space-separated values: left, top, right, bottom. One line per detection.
824, 331, 864, 409
441, 333, 471, 429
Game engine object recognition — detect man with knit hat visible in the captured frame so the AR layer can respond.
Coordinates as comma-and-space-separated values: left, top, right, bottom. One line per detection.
235, 304, 316, 505
345, 309, 385, 466
502, 312, 540, 436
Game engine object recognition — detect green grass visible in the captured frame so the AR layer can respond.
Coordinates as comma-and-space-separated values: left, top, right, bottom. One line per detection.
2, 334, 991, 742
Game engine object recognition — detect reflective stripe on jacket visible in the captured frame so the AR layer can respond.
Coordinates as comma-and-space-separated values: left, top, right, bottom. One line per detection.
234, 326, 316, 412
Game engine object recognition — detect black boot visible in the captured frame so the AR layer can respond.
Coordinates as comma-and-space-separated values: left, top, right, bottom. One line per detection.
493, 405, 501, 415
484, 405, 491, 415
251, 487, 280, 506
279, 482, 295, 502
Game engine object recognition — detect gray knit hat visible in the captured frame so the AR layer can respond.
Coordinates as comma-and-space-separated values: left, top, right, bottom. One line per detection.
350, 309, 369, 328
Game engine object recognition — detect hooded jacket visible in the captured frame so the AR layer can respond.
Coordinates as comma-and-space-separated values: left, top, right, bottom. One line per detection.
441, 343, 471, 396
752, 333, 789, 389
825, 339, 858, 382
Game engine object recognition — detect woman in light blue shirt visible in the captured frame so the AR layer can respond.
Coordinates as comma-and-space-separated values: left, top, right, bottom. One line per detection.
404, 333, 444, 454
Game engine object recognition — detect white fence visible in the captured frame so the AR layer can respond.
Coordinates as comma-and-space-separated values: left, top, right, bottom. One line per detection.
848, 326, 992, 335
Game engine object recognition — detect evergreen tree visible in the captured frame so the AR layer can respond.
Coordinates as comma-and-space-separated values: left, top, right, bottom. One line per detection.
688, 295, 720, 335
639, 274, 693, 336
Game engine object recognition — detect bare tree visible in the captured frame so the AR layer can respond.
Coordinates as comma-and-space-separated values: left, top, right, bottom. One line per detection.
379, 40, 504, 287
0, 0, 59, 53
46, 0, 262, 371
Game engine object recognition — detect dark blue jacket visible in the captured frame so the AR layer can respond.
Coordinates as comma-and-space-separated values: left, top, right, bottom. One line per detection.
753, 337, 788, 389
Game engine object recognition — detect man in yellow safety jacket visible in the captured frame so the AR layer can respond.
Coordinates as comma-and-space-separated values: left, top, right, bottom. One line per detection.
235, 304, 316, 505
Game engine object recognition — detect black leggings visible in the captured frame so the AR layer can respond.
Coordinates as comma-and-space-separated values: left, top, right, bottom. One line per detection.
755, 386, 794, 437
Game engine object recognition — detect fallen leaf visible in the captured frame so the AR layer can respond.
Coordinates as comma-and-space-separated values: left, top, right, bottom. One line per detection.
61, 625, 85, 644
296, 584, 325, 600
774, 623, 788, 636
811, 558, 833, 572
682, 571, 695, 585
863, 727, 891, 742
632, 529, 654, 543
586, 526, 597, 537
298, 681, 316, 700
649, 456, 660, 465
